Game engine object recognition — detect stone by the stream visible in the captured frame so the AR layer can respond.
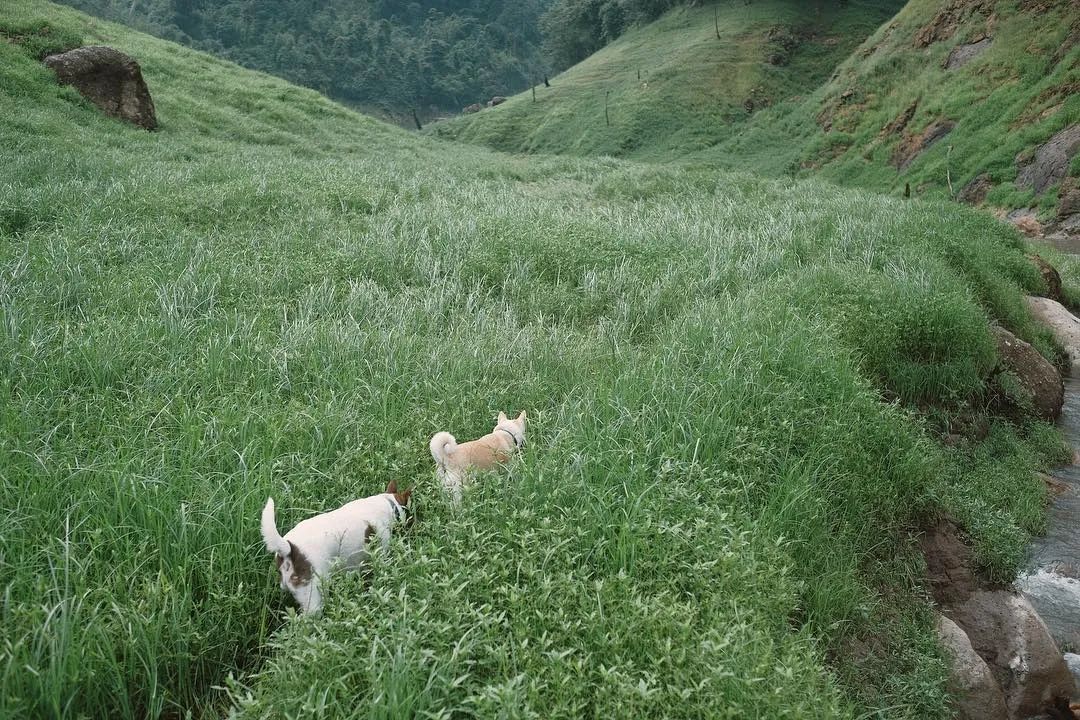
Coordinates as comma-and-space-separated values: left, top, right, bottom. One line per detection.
949, 590, 1076, 719
936, 614, 1010, 720
44, 46, 157, 130
991, 326, 1064, 421
1065, 653, 1080, 688
1028, 255, 1064, 303
1025, 296, 1080, 371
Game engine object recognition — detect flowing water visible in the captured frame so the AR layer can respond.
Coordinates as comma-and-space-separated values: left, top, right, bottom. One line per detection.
1016, 373, 1080, 658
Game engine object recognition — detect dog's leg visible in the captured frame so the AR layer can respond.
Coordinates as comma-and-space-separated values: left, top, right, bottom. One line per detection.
303, 579, 323, 615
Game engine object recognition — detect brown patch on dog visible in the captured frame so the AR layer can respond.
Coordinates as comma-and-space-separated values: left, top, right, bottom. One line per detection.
287, 541, 313, 586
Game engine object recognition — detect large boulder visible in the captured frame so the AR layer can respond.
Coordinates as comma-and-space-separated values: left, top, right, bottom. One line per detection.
44, 46, 156, 130
1026, 296, 1080, 371
991, 326, 1064, 421
949, 590, 1076, 719
936, 614, 1010, 720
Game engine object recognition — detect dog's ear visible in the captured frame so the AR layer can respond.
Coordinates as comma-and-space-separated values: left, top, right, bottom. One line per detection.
396, 487, 412, 506
498, 411, 507, 423
517, 410, 526, 424
386, 480, 398, 494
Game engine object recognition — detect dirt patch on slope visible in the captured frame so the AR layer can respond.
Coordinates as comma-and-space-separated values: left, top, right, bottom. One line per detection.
891, 119, 955, 170
879, 99, 919, 139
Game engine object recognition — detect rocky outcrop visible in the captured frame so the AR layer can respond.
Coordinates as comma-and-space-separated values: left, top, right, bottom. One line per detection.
1016, 125, 1080, 195
913, 0, 993, 48
936, 614, 1010, 720
949, 590, 1076, 718
1026, 296, 1080, 371
463, 103, 483, 114
945, 37, 993, 69
488, 96, 507, 107
43, 46, 156, 130
991, 326, 1064, 421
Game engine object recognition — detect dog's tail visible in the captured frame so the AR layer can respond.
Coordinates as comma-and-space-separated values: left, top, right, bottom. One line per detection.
261, 497, 291, 557
429, 431, 458, 467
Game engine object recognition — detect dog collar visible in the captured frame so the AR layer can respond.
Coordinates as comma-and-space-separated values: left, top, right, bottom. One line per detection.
496, 426, 523, 449
386, 496, 409, 524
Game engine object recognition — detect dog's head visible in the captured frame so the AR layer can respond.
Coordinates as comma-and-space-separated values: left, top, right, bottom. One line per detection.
385, 480, 415, 528
495, 410, 527, 448
274, 542, 313, 591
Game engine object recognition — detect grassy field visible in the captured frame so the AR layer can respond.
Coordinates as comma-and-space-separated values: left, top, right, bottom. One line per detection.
0, 1, 1073, 718
434, 0, 904, 161
436, 0, 1080, 218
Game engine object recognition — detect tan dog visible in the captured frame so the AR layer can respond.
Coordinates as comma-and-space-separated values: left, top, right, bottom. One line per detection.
429, 411, 526, 502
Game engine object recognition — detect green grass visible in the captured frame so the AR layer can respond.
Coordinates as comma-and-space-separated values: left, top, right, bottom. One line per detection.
0, 1, 1072, 718
436, 0, 1080, 217
433, 0, 904, 161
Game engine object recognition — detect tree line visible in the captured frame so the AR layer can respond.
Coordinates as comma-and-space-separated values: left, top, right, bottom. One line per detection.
55, 0, 793, 117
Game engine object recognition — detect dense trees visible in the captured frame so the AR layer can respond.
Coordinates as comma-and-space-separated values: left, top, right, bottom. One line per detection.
540, 0, 683, 68
56, 0, 551, 119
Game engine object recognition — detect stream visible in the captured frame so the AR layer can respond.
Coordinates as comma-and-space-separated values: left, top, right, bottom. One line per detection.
1017, 374, 1080, 659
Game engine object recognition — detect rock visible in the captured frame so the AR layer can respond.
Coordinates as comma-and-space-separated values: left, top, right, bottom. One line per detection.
1065, 652, 1080, 688
919, 519, 979, 608
1028, 254, 1064, 303
1008, 208, 1044, 237
1025, 296, 1080, 371
991, 325, 1064, 421
913, 0, 993, 48
1058, 179, 1080, 220
892, 119, 955, 170
43, 46, 156, 130
1016, 125, 1080, 195
958, 172, 993, 205
936, 614, 1010, 720
463, 103, 483, 114
945, 37, 993, 69
949, 590, 1076, 719
490, 96, 507, 106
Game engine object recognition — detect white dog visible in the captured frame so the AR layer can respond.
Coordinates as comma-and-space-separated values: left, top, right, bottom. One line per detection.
429, 411, 526, 502
260, 481, 413, 614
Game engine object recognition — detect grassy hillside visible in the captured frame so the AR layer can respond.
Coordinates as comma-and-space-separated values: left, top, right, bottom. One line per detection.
433, 0, 904, 160
0, 1, 1073, 718
436, 0, 1080, 220
725, 0, 1080, 214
